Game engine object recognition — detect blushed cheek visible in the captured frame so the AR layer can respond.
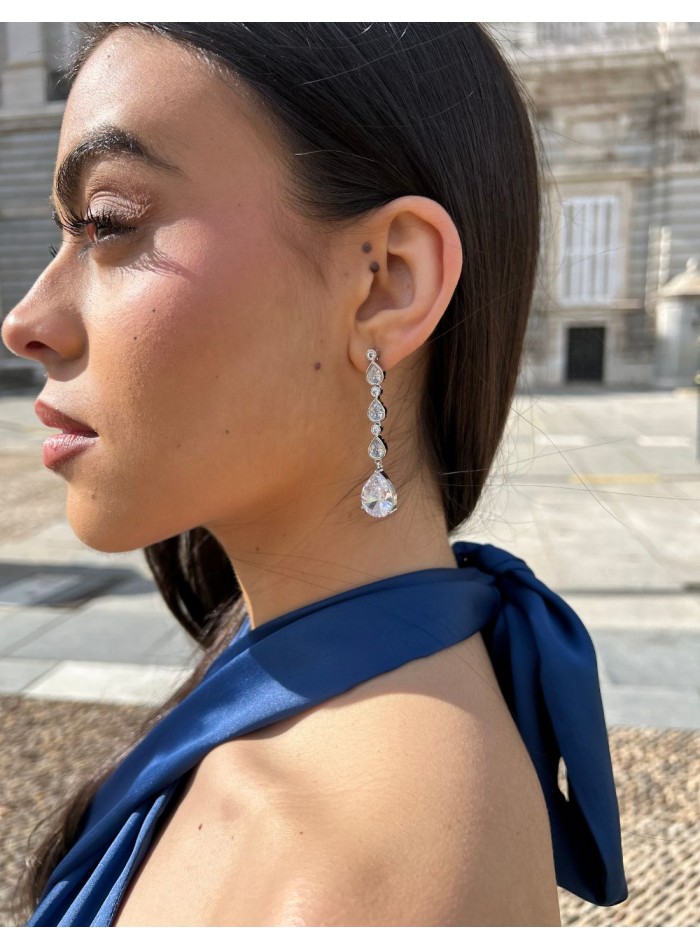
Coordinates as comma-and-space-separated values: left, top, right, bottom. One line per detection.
87, 209, 321, 521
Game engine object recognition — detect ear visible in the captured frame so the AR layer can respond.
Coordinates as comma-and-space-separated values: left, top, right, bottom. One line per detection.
347, 195, 463, 375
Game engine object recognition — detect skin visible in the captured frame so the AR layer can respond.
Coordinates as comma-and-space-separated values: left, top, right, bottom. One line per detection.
1, 26, 464, 630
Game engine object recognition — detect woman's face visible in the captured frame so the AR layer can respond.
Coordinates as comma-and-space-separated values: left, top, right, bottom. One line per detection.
2, 27, 367, 554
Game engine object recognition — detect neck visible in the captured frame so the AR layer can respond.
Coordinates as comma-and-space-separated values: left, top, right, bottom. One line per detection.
205, 472, 459, 630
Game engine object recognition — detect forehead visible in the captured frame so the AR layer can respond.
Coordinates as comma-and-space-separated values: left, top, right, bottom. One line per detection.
57, 26, 281, 180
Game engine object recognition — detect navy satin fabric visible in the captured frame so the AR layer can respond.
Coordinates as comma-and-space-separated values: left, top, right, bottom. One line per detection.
26, 540, 627, 926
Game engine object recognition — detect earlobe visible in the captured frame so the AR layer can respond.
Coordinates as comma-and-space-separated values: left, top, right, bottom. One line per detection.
352, 195, 463, 374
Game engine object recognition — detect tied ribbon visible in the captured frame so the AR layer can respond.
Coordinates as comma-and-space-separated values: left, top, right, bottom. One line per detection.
452, 540, 628, 906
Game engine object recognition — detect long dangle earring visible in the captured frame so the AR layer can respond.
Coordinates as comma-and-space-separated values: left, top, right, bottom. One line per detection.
360, 348, 398, 518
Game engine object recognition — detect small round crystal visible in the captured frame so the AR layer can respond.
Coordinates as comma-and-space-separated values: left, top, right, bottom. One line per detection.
366, 348, 377, 361
371, 423, 381, 435
370, 386, 381, 397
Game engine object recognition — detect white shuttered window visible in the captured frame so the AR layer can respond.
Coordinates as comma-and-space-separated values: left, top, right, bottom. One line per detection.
559, 196, 619, 304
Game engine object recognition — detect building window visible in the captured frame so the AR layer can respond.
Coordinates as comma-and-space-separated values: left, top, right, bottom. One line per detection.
559, 195, 620, 304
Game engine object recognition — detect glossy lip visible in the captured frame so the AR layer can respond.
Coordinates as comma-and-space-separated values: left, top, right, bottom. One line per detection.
34, 399, 98, 435
42, 432, 98, 469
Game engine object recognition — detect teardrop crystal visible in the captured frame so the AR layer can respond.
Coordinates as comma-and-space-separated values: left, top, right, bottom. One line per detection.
368, 436, 386, 460
366, 361, 384, 386
367, 398, 386, 423
360, 471, 398, 518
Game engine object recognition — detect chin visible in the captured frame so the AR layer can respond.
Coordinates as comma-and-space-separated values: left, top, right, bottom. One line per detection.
64, 495, 169, 556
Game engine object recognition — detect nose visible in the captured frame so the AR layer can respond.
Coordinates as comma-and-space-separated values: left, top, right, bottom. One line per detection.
1, 261, 84, 372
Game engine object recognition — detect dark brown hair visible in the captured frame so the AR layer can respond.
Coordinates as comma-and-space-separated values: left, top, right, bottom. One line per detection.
11, 22, 542, 923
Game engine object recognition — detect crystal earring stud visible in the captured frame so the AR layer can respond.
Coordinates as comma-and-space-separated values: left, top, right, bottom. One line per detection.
360, 348, 398, 518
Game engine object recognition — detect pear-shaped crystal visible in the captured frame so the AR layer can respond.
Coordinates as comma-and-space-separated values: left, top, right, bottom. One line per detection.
367, 398, 385, 423
368, 436, 386, 460
366, 361, 384, 386
360, 471, 398, 518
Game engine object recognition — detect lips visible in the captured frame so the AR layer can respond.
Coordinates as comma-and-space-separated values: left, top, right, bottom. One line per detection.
34, 399, 98, 436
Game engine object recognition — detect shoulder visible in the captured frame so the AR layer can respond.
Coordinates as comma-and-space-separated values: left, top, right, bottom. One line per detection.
205, 632, 561, 925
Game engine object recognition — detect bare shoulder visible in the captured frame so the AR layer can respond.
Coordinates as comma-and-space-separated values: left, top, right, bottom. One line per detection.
204, 631, 561, 926
113, 632, 560, 926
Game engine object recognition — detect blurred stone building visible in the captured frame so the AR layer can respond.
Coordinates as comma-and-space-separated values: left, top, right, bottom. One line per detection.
492, 22, 700, 388
1, 22, 699, 389
0, 23, 77, 388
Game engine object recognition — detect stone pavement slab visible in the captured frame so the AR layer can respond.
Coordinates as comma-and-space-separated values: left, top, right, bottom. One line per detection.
599, 683, 700, 730
0, 657, 58, 695
4, 607, 174, 664
22, 660, 190, 706
563, 594, 700, 631
141, 625, 203, 666
0, 606, 70, 654
595, 633, 700, 689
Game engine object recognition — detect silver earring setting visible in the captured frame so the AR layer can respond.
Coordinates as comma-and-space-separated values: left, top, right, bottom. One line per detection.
360, 348, 398, 518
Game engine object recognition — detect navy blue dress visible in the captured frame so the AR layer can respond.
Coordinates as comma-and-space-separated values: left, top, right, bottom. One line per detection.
26, 540, 628, 925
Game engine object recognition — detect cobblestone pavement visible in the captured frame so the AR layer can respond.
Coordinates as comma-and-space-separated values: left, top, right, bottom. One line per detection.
0, 694, 697, 927
557, 725, 699, 927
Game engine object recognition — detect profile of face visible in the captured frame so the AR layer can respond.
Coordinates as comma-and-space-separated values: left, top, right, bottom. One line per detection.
2, 27, 461, 573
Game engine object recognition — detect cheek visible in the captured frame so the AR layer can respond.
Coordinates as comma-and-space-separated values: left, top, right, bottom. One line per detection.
92, 217, 278, 401
88, 220, 323, 506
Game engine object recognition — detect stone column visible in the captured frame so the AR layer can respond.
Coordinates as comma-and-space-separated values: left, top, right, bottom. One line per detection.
654, 259, 700, 387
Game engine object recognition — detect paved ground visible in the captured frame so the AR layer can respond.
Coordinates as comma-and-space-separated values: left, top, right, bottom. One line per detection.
1, 384, 698, 726
0, 383, 698, 925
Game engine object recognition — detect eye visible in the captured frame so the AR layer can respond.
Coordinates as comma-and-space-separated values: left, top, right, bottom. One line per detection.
53, 206, 137, 251
84, 210, 133, 244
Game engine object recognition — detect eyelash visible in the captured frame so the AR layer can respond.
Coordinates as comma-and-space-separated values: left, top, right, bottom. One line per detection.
49, 207, 136, 258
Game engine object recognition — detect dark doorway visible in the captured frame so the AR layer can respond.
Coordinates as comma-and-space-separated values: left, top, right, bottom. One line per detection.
566, 325, 606, 382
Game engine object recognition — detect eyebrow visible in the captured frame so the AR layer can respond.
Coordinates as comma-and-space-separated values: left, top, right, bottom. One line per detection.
49, 124, 185, 217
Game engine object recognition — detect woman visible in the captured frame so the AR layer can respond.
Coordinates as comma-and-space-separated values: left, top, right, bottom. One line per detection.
2, 23, 627, 926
